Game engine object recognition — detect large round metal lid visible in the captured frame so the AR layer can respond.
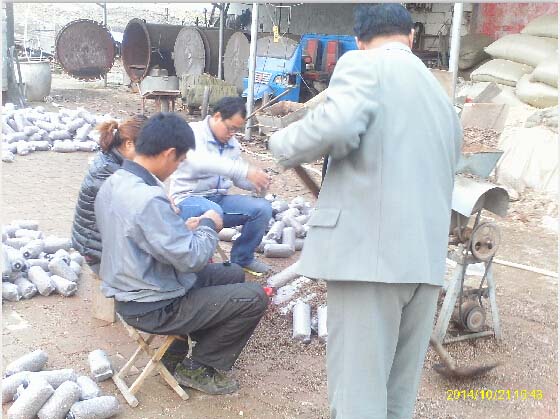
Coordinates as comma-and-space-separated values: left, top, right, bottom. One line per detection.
173, 27, 208, 77
224, 32, 250, 93
55, 19, 116, 80
256, 35, 299, 60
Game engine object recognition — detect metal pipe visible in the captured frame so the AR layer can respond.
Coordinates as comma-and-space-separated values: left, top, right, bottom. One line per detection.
493, 258, 558, 278
244, 2, 259, 142
103, 3, 108, 87
448, 2, 463, 103
201, 85, 211, 118
6, 2, 14, 48
443, 330, 494, 344
218, 4, 224, 80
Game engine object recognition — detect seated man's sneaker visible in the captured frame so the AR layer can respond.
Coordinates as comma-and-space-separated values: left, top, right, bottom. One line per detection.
161, 351, 186, 372
243, 259, 271, 274
174, 362, 239, 395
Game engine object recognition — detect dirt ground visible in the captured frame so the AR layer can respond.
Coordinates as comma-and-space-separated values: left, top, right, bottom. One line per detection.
2, 73, 558, 418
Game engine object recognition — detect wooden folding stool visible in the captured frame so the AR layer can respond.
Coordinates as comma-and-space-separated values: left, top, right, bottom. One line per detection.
112, 313, 190, 407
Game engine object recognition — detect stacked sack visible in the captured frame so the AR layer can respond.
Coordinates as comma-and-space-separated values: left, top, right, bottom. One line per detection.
2, 220, 84, 302
517, 15, 558, 108
2, 349, 119, 419
458, 34, 494, 71
218, 195, 313, 259
1, 103, 108, 163
471, 14, 558, 108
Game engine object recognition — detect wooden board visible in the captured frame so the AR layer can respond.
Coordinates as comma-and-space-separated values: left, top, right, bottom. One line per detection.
461, 103, 509, 133
92, 273, 116, 323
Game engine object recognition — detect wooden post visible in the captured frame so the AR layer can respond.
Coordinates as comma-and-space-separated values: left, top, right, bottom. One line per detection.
201, 86, 211, 118
92, 273, 116, 323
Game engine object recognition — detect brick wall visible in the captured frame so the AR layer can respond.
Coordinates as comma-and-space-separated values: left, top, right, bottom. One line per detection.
472, 3, 558, 39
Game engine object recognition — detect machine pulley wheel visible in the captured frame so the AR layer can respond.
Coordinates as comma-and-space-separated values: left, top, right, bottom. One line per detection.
460, 301, 486, 332
470, 222, 501, 261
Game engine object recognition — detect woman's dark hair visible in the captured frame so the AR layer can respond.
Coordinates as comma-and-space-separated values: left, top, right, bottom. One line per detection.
354, 4, 414, 43
135, 112, 196, 157
213, 96, 247, 119
97, 114, 147, 153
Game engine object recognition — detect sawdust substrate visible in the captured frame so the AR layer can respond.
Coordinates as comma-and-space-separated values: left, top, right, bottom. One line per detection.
462, 127, 501, 153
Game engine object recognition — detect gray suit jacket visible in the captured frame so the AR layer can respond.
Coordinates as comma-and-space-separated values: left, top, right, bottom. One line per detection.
269, 43, 462, 286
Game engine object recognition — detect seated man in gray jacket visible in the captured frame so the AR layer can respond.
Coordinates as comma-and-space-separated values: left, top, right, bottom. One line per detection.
95, 112, 268, 395
170, 97, 273, 274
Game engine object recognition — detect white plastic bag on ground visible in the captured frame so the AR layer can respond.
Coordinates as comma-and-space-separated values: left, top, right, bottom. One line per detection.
2, 150, 15, 162
484, 34, 557, 67
471, 59, 533, 87
52, 140, 78, 153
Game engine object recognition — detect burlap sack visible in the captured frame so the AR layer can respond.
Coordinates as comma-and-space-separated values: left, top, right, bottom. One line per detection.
459, 34, 493, 70
530, 54, 558, 87
471, 59, 534, 87
484, 34, 557, 67
521, 14, 558, 38
516, 74, 558, 108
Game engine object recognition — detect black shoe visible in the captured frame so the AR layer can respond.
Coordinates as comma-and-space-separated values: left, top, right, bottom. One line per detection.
161, 352, 186, 372
174, 362, 239, 395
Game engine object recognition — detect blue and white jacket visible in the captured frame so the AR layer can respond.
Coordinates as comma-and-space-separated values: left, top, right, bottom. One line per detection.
170, 116, 254, 204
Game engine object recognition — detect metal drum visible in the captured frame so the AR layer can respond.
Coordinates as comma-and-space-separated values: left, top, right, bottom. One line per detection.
173, 27, 233, 77
55, 19, 116, 80
19, 60, 52, 101
122, 19, 183, 83
224, 31, 251, 93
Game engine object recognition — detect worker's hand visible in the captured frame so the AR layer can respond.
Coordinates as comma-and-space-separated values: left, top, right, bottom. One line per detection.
247, 167, 271, 193
200, 209, 224, 232
185, 217, 200, 230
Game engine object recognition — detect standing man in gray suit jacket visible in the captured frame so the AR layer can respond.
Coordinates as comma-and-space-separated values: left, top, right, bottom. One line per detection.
269, 4, 462, 419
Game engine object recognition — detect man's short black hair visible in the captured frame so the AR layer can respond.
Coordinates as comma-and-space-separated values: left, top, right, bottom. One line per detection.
213, 96, 247, 120
135, 112, 195, 157
354, 4, 414, 43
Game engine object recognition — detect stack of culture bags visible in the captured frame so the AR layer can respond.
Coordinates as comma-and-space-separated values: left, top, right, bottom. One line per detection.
2, 104, 105, 163
471, 14, 558, 108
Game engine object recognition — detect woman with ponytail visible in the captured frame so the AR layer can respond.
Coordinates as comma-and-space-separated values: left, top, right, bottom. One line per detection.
71, 115, 147, 272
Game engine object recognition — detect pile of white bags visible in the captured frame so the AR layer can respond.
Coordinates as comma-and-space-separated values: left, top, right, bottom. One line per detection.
470, 13, 558, 108
219, 195, 314, 260
2, 220, 85, 302
2, 349, 120, 419
1, 104, 111, 163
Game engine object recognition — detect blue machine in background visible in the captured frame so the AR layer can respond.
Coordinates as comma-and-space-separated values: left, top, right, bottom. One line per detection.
242, 33, 357, 103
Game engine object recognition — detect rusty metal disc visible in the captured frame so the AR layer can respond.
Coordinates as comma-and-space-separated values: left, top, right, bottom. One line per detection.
224, 31, 251, 93
471, 222, 501, 261
55, 19, 116, 80
460, 301, 486, 332
173, 27, 207, 77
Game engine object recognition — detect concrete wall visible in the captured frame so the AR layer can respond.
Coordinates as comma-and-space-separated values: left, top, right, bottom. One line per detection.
227, 3, 355, 35
229, 3, 473, 53
472, 3, 558, 39
408, 3, 473, 51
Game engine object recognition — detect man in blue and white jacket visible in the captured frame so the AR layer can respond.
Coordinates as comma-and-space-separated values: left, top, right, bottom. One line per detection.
170, 97, 273, 274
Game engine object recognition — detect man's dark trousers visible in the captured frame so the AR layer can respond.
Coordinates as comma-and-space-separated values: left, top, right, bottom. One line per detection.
121, 263, 268, 371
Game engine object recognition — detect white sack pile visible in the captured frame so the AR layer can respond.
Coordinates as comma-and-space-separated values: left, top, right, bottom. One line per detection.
2, 220, 85, 302
1, 103, 113, 163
